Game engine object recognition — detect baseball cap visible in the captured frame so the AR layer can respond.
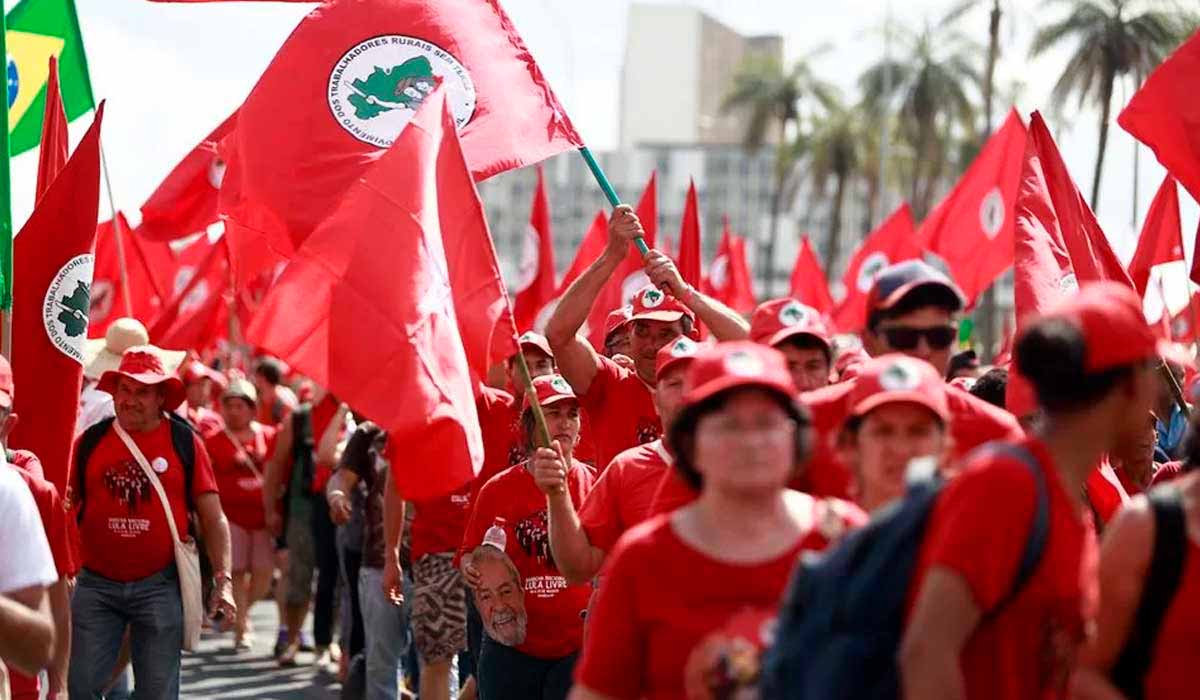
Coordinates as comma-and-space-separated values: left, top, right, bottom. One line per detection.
0, 354, 12, 409
222, 377, 258, 406
683, 342, 797, 407
603, 307, 633, 343
655, 335, 702, 380
866, 260, 966, 321
847, 354, 950, 423
1030, 281, 1167, 372
183, 362, 228, 391
522, 374, 578, 412
629, 285, 695, 324
516, 331, 553, 360
749, 299, 832, 353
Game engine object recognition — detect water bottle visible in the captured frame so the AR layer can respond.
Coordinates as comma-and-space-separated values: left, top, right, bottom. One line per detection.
483, 516, 507, 552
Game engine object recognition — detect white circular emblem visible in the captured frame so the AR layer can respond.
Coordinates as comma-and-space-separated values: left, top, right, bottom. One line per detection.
709, 255, 729, 290
621, 271, 650, 306
1058, 272, 1078, 294
979, 187, 1005, 240
173, 266, 209, 314
89, 278, 115, 325
514, 225, 540, 293
724, 350, 763, 377
878, 359, 923, 391
779, 301, 808, 327
327, 35, 478, 148
640, 287, 666, 309
549, 376, 572, 395
670, 337, 697, 357
857, 252, 890, 293
42, 254, 93, 364
152, 457, 169, 474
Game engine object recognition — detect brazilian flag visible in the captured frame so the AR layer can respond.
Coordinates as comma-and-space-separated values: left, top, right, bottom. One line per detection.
6, 0, 94, 156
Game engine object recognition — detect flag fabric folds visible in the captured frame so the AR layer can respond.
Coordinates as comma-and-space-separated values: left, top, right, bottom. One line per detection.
138, 112, 236, 242
89, 214, 174, 337
1127, 175, 1183, 297
702, 218, 756, 315
512, 166, 556, 332
34, 55, 67, 201
676, 180, 703, 290
788, 234, 835, 316
832, 203, 920, 332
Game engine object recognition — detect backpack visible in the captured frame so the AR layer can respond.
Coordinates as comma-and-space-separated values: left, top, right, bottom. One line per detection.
760, 442, 1050, 700
74, 412, 198, 523
1111, 485, 1188, 700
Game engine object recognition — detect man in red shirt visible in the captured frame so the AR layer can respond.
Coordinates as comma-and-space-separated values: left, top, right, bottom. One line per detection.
181, 362, 225, 439
253, 356, 298, 427
69, 348, 235, 698
749, 298, 834, 392
545, 205, 749, 472
801, 261, 1023, 499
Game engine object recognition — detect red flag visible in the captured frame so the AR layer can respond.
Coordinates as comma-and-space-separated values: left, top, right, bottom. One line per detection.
35, 56, 68, 202
512, 166, 556, 332
831, 203, 921, 332
676, 180, 702, 289
9, 104, 105, 491
530, 210, 607, 334
138, 112, 236, 242
918, 110, 1026, 303
585, 173, 658, 349
221, 0, 582, 282
1118, 30, 1200, 205
788, 234, 835, 316
89, 215, 176, 337
1168, 293, 1200, 343
148, 238, 232, 352
245, 91, 517, 500
703, 218, 756, 315
1127, 175, 1183, 296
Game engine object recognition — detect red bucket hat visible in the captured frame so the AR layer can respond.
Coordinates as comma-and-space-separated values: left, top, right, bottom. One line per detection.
97, 347, 187, 411
683, 342, 797, 407
629, 285, 695, 325
521, 374, 578, 412
847, 354, 950, 423
1028, 281, 1167, 372
0, 354, 13, 409
749, 299, 832, 353
655, 335, 702, 380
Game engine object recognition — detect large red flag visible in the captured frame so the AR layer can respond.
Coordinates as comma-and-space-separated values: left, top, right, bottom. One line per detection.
788, 233, 835, 316
531, 210, 607, 335
703, 218, 756, 314
1118, 30, 1200, 205
149, 238, 232, 352
246, 91, 517, 500
89, 215, 176, 337
832, 203, 921, 331
1127, 175, 1183, 296
138, 112, 236, 242
512, 166, 556, 332
221, 0, 582, 282
918, 110, 1026, 303
9, 104, 105, 491
35, 56, 68, 202
585, 173, 658, 349
676, 180, 703, 289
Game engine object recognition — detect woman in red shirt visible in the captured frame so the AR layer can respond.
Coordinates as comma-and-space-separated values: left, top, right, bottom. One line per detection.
571, 342, 865, 700
901, 282, 1163, 700
204, 377, 277, 650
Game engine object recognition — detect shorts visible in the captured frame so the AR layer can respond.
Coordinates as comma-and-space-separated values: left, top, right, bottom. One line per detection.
285, 508, 316, 606
411, 552, 467, 663
230, 523, 275, 573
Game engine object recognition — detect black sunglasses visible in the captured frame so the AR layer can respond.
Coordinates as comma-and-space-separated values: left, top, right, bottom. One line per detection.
878, 325, 957, 351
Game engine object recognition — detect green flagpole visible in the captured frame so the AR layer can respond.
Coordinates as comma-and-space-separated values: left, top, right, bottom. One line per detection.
0, 11, 13, 360
577, 146, 650, 256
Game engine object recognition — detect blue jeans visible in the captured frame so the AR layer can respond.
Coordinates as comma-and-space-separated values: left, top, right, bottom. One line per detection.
69, 566, 183, 699
359, 567, 410, 700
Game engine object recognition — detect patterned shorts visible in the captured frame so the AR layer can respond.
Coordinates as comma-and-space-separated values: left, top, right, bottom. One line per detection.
411, 552, 468, 663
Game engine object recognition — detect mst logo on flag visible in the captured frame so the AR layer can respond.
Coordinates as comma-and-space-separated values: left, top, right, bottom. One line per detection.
42, 253, 92, 363
327, 35, 478, 147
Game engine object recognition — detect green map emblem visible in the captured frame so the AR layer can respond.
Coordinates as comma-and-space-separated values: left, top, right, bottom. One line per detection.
328, 35, 477, 148
42, 253, 93, 364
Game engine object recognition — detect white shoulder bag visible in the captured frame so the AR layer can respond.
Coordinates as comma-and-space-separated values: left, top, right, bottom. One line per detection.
112, 421, 204, 651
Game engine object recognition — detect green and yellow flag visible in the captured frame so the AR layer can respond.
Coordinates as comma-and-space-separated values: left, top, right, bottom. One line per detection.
6, 0, 94, 156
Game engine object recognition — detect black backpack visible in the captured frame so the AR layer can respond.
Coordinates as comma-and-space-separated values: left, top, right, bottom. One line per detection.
1111, 485, 1189, 700
74, 412, 198, 523
760, 442, 1050, 700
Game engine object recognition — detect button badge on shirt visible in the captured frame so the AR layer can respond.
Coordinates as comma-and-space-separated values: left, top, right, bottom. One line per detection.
152, 457, 169, 474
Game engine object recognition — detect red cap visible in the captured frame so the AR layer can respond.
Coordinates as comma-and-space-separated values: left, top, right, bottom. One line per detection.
516, 331, 553, 360
0, 354, 12, 409
183, 362, 228, 391
97, 347, 187, 410
683, 342, 797, 406
655, 335, 702, 379
749, 298, 832, 352
521, 374, 578, 411
629, 285, 695, 324
866, 260, 965, 319
1029, 281, 1167, 372
847, 354, 950, 423
604, 306, 633, 342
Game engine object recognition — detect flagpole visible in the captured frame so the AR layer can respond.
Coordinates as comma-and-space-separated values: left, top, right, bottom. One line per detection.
0, 9, 12, 361
577, 146, 650, 256
99, 142, 133, 318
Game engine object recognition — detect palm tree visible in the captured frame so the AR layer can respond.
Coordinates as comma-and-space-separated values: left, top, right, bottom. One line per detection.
809, 98, 864, 277
1031, 0, 1196, 213
724, 49, 837, 293
860, 20, 981, 219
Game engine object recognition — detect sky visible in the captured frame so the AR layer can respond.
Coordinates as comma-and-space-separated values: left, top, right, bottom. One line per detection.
10, 0, 1199, 307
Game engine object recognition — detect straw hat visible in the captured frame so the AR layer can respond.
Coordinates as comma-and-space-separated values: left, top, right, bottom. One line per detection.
83, 318, 186, 381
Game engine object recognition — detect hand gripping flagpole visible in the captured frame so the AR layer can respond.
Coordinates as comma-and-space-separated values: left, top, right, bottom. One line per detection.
578, 146, 651, 256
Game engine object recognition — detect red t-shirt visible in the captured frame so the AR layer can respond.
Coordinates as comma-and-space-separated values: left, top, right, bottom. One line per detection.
411, 484, 474, 562
76, 421, 219, 582
459, 460, 595, 660
7, 456, 75, 578
205, 423, 276, 530
1085, 461, 1128, 526
800, 380, 1024, 499
576, 498, 865, 700
578, 356, 661, 472
186, 405, 225, 440
907, 438, 1099, 700
1144, 539, 1200, 699
579, 440, 678, 553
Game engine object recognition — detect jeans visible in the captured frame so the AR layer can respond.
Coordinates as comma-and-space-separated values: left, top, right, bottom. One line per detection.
69, 566, 183, 699
313, 496, 340, 647
340, 544, 365, 658
358, 567, 410, 700
476, 636, 576, 700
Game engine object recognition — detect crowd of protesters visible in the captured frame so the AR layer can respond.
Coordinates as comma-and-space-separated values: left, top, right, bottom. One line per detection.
3, 203, 1200, 700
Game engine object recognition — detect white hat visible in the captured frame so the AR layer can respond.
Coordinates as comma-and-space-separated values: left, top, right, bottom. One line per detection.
83, 318, 186, 381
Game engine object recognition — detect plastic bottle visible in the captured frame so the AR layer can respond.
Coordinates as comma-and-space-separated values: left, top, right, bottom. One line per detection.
483, 516, 508, 552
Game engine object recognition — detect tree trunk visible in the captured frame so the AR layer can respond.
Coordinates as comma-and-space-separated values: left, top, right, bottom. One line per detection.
1091, 71, 1115, 213
763, 169, 783, 297
984, 0, 1000, 134
824, 171, 848, 277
